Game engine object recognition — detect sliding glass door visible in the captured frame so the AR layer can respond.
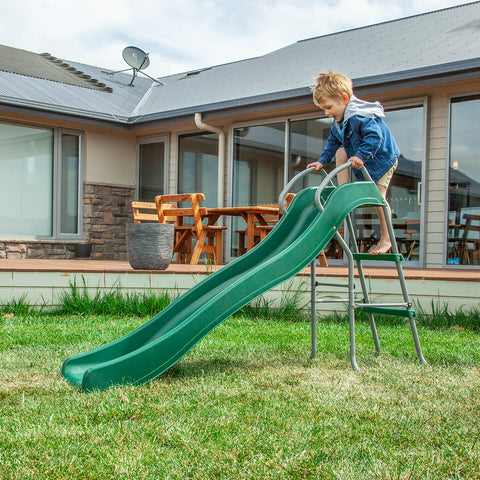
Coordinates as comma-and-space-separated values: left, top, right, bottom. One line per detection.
178, 132, 218, 207
231, 123, 285, 256
447, 95, 480, 266
352, 106, 425, 262
233, 123, 285, 206
230, 104, 426, 263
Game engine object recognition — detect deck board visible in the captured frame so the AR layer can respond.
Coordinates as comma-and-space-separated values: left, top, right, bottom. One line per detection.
0, 258, 479, 281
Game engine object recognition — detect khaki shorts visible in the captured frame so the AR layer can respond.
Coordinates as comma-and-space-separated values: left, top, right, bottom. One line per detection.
376, 160, 398, 189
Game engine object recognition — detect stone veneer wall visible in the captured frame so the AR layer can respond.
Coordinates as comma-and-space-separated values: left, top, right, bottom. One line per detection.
84, 183, 135, 260
0, 183, 135, 260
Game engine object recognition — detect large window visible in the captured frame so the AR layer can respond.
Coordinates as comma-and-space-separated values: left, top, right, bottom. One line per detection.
137, 137, 168, 202
230, 105, 426, 262
233, 123, 285, 206
357, 105, 425, 263
0, 122, 82, 238
288, 108, 426, 263
289, 118, 333, 191
231, 123, 285, 256
178, 132, 218, 207
447, 95, 480, 266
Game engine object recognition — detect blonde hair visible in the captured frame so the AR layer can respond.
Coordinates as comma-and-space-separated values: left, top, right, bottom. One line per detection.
312, 70, 353, 108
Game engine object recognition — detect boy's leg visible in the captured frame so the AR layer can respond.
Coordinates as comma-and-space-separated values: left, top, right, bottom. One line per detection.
370, 184, 392, 255
370, 162, 397, 255
335, 147, 350, 185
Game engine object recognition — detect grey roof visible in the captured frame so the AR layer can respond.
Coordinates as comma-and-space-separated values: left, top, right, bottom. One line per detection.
0, 46, 114, 92
1, 1, 480, 127
0, 46, 153, 124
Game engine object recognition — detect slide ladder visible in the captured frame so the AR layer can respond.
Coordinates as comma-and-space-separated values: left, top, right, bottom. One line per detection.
291, 162, 428, 370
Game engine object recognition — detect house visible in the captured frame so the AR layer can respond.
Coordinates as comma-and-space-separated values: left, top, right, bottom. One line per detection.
1, 1, 479, 269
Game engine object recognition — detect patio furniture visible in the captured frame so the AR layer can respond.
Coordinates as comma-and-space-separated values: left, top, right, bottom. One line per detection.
353, 211, 378, 253
391, 214, 420, 260
452, 213, 480, 265
236, 206, 283, 255
401, 218, 420, 260
204, 205, 280, 258
207, 194, 328, 266
236, 193, 296, 255
155, 193, 226, 265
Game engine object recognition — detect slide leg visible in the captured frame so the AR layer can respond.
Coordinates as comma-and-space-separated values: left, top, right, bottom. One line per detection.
409, 316, 429, 366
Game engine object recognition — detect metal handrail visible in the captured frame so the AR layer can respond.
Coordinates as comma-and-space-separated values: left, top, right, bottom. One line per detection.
314, 162, 374, 212
278, 166, 319, 215
279, 161, 371, 215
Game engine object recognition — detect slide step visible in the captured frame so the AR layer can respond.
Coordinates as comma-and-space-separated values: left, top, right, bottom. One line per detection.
357, 306, 417, 318
352, 253, 404, 262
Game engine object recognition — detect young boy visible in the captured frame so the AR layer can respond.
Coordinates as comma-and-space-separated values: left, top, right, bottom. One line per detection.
307, 70, 400, 255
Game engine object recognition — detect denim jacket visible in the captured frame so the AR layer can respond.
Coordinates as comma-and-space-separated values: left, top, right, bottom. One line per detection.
319, 99, 400, 182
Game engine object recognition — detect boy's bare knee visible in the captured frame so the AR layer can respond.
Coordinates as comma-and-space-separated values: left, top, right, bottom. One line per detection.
335, 147, 348, 165
336, 148, 350, 184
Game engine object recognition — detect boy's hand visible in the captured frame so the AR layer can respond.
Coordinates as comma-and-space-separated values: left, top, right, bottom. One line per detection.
350, 156, 364, 169
307, 161, 324, 172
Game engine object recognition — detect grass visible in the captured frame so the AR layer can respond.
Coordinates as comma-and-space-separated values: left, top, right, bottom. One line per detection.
1, 289, 480, 479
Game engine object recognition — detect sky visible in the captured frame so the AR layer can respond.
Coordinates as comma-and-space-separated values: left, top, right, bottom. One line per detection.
0, 0, 476, 78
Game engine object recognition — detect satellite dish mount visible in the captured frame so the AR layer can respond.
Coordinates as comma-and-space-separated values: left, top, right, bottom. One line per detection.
106, 46, 162, 86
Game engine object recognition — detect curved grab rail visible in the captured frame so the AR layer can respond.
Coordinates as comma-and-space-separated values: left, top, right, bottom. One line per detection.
278, 166, 318, 215
314, 161, 353, 212
314, 162, 374, 212
279, 162, 374, 215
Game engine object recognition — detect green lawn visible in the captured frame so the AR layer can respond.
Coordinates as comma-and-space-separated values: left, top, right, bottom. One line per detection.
1, 310, 479, 479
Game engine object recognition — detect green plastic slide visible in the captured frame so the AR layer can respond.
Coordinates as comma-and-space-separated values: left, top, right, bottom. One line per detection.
62, 182, 384, 391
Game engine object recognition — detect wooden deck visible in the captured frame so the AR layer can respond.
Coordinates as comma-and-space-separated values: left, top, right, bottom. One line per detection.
0, 259, 478, 314
1, 258, 479, 280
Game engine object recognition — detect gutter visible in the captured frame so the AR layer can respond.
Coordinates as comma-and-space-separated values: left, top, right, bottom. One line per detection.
194, 113, 225, 208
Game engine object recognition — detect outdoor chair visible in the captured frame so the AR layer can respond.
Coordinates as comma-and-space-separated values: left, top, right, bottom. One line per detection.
455, 213, 480, 265
155, 193, 226, 265
131, 201, 177, 224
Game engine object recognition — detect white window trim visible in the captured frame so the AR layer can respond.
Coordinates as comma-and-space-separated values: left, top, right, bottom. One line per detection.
135, 134, 170, 200
54, 128, 84, 240
444, 91, 480, 268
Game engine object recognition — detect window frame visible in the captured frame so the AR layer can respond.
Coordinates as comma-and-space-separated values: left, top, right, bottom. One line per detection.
0, 119, 84, 240
445, 91, 480, 268
135, 133, 170, 201
227, 97, 429, 264
54, 128, 84, 240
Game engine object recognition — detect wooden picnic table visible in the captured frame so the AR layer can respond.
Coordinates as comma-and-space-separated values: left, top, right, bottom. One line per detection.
204, 205, 281, 252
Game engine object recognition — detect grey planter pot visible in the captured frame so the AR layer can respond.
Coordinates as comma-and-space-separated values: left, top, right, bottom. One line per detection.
75, 243, 92, 259
126, 223, 174, 270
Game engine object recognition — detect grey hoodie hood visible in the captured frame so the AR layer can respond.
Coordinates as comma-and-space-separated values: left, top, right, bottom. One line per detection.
343, 95, 385, 124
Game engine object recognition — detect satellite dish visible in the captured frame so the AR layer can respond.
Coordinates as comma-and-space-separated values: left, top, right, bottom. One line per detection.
122, 46, 150, 71
103, 46, 162, 87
